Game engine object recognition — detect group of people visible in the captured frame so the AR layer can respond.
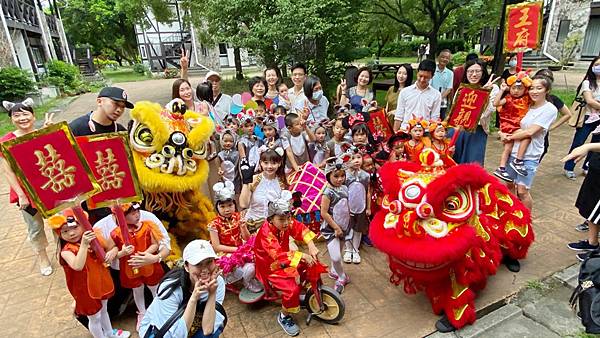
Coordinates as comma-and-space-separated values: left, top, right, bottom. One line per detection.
2, 50, 600, 337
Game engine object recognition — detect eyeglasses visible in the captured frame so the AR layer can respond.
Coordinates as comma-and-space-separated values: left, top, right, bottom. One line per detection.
467, 69, 483, 75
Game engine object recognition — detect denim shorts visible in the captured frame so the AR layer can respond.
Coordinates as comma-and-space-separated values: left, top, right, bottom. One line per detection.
505, 156, 539, 189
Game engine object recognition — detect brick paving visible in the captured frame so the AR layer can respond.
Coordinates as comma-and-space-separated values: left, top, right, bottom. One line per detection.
0, 77, 592, 337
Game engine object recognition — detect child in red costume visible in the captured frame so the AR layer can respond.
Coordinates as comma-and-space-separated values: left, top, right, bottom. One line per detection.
253, 190, 319, 337
49, 209, 130, 338
493, 71, 532, 182
404, 118, 431, 162
429, 120, 456, 168
209, 181, 263, 293
111, 202, 164, 330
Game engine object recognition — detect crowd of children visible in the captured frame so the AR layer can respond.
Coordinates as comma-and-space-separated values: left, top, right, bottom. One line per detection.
3, 62, 571, 338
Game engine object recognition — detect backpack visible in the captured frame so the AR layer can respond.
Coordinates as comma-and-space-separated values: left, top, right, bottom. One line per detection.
570, 251, 600, 333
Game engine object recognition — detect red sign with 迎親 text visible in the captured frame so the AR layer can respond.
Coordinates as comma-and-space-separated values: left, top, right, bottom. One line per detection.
76, 132, 143, 209
447, 84, 491, 132
504, 1, 543, 53
0, 122, 100, 217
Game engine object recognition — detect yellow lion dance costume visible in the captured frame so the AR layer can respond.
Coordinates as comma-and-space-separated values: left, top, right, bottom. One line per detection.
129, 100, 216, 264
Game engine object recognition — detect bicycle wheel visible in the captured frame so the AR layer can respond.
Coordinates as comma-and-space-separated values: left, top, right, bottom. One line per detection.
306, 286, 345, 324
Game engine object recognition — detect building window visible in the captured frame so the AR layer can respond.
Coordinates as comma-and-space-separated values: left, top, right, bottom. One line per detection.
218, 43, 227, 55
31, 47, 44, 66
140, 46, 147, 59
557, 19, 571, 42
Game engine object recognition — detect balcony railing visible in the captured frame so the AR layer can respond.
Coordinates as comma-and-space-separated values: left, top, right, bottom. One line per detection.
2, 0, 39, 27
45, 13, 57, 35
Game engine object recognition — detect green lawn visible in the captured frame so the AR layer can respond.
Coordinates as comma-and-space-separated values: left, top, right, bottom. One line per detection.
102, 67, 151, 83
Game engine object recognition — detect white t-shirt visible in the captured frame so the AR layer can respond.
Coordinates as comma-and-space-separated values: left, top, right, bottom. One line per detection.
213, 93, 232, 118
581, 80, 600, 115
93, 210, 171, 270
511, 101, 558, 161
394, 84, 441, 128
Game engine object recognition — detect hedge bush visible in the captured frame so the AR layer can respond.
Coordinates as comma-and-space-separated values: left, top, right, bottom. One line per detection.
44, 60, 87, 94
0, 67, 36, 102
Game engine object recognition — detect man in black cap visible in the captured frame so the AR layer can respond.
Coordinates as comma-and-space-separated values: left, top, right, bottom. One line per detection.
69, 86, 134, 136
69, 87, 137, 327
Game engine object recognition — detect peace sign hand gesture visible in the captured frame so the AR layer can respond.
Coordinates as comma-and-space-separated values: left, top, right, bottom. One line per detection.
43, 111, 55, 128
483, 74, 499, 90
180, 47, 189, 70
340, 79, 347, 92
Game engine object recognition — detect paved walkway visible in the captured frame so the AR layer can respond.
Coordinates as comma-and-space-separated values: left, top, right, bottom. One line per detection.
0, 79, 592, 337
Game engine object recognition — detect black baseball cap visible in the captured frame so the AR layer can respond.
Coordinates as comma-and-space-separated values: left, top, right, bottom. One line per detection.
98, 87, 134, 109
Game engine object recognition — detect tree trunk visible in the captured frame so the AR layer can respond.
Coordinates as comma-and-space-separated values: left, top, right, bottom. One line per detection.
281, 62, 287, 78
314, 36, 327, 87
428, 33, 438, 60
233, 47, 244, 80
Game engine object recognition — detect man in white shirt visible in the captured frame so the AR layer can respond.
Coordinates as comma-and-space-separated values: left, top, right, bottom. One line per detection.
431, 49, 454, 120
288, 63, 307, 110
393, 59, 442, 132
205, 71, 233, 120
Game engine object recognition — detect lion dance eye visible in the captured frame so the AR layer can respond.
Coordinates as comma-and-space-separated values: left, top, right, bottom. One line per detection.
441, 188, 473, 221
134, 125, 154, 147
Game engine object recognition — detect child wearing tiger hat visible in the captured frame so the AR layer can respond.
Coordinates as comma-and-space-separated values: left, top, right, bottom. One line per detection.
49, 209, 130, 338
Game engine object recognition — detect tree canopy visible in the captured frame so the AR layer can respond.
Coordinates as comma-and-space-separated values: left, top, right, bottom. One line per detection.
58, 0, 140, 64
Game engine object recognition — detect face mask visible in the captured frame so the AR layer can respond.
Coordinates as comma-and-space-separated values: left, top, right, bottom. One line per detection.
593, 65, 600, 75
508, 60, 517, 67
312, 90, 323, 101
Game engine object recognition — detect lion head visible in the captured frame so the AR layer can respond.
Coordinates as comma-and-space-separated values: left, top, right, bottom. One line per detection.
129, 100, 214, 193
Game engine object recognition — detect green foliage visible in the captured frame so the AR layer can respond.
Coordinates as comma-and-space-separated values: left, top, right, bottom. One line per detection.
183, 0, 362, 86
0, 67, 36, 102
58, 0, 138, 64
452, 51, 468, 65
133, 63, 149, 75
525, 280, 544, 291
44, 60, 88, 94
93, 58, 119, 72
560, 32, 584, 66
102, 67, 150, 83
163, 68, 179, 79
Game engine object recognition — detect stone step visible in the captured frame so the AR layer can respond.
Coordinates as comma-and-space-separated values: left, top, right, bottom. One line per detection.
553, 263, 579, 290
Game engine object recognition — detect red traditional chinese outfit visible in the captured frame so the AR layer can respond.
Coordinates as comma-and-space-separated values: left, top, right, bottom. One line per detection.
431, 138, 457, 168
499, 95, 530, 134
208, 212, 243, 247
253, 218, 316, 313
405, 137, 431, 163
61, 239, 114, 316
111, 220, 164, 289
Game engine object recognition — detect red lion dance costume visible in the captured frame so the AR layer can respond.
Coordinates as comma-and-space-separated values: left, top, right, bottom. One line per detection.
369, 149, 533, 331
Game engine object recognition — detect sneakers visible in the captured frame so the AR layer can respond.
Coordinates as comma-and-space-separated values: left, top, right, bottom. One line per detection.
109, 329, 131, 338
567, 240, 599, 251
343, 249, 353, 263
40, 265, 53, 276
352, 251, 361, 264
328, 271, 339, 280
277, 313, 300, 336
435, 314, 457, 333
136, 311, 144, 331
577, 252, 591, 262
502, 256, 520, 272
565, 170, 576, 180
334, 274, 350, 294
509, 158, 528, 176
575, 222, 590, 232
493, 167, 513, 182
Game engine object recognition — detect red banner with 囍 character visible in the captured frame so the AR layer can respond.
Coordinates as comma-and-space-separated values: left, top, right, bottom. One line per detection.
77, 132, 143, 209
0, 122, 100, 217
447, 84, 491, 132
367, 108, 393, 141
504, 1, 543, 53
